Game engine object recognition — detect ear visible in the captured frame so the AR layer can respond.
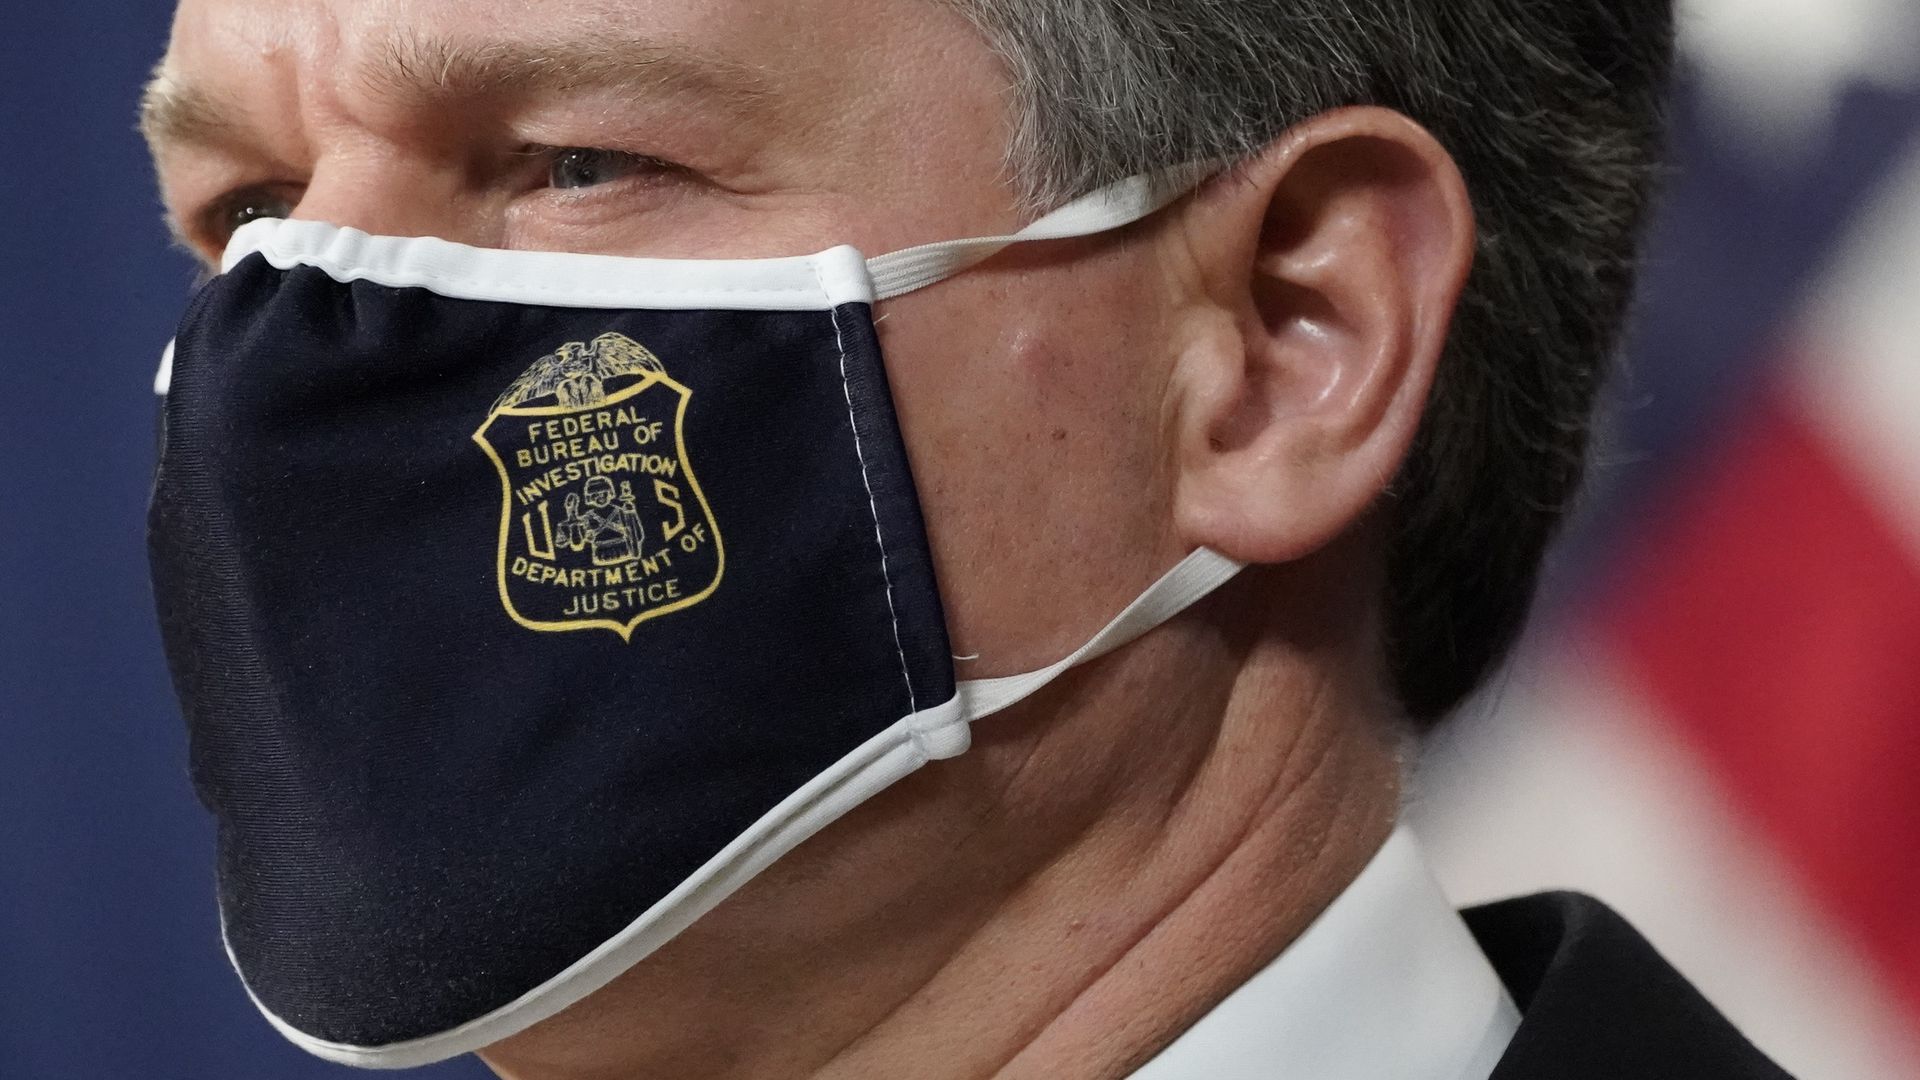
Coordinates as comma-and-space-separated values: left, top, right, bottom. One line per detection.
1165, 106, 1474, 565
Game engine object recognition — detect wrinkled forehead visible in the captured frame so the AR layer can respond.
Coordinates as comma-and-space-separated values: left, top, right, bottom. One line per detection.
152, 0, 817, 131
146, 0, 1029, 266
162, 0, 867, 69
148, 0, 1007, 155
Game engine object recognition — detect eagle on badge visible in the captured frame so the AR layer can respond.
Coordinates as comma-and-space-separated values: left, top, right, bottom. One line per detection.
491, 332, 666, 412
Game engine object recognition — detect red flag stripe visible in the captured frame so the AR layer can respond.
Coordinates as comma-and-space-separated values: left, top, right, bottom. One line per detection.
1596, 384, 1920, 1022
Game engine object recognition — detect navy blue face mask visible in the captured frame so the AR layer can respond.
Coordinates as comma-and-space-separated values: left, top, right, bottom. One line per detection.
148, 168, 1239, 1067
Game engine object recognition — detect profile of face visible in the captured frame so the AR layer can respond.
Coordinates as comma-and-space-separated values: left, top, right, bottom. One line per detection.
145, 0, 1476, 1072
147, 0, 1470, 676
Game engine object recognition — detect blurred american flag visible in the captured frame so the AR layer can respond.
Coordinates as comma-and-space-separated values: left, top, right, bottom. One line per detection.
1411, 2, 1920, 1077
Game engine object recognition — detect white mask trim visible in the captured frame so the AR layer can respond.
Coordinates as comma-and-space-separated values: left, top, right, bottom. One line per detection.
221, 220, 877, 312
204, 163, 1212, 329
153, 339, 175, 396
244, 546, 1241, 1068
166, 166, 1211, 393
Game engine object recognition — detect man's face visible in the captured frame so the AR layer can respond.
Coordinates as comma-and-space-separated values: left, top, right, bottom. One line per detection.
149, 0, 1191, 671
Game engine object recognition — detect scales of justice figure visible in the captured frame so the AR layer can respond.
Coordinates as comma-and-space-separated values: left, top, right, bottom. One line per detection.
558, 476, 648, 566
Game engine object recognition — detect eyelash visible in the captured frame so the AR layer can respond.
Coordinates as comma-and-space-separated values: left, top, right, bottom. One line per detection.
196, 184, 301, 250
519, 144, 690, 190
191, 146, 690, 249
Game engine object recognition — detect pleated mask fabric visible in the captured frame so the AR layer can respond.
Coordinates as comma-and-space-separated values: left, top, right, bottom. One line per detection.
147, 166, 1241, 1067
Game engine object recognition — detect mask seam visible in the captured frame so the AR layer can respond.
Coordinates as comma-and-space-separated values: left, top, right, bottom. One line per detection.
817, 284, 918, 718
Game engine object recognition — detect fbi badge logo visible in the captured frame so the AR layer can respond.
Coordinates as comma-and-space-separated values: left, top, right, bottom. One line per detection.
473, 333, 723, 639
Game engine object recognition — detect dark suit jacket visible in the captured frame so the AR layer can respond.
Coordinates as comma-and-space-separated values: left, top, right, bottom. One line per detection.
1465, 893, 1795, 1079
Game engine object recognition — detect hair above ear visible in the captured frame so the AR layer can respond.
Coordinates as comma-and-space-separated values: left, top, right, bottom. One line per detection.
1165, 107, 1475, 568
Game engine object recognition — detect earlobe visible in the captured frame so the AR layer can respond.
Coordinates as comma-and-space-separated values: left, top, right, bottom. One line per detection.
1168, 107, 1475, 566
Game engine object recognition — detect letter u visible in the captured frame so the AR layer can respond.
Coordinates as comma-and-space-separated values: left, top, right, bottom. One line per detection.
523, 501, 557, 560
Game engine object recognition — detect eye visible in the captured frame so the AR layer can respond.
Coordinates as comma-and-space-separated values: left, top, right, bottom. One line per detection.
215, 191, 294, 234
195, 187, 298, 253
545, 147, 675, 190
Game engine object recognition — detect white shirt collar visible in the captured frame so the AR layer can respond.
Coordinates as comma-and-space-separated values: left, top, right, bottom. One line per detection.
1127, 825, 1520, 1080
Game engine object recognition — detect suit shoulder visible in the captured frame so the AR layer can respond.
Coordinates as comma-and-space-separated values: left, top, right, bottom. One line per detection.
1465, 892, 1796, 1080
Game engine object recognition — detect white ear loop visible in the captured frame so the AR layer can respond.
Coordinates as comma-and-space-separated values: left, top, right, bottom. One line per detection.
865, 160, 1239, 757
865, 162, 1218, 299
905, 547, 1245, 762
960, 547, 1243, 714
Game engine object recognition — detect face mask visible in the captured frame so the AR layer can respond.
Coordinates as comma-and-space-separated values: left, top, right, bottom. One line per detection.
148, 166, 1240, 1068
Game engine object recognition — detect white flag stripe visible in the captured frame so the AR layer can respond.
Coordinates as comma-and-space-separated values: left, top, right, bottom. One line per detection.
1795, 134, 1920, 566
1681, 0, 1920, 160
1681, 0, 1920, 161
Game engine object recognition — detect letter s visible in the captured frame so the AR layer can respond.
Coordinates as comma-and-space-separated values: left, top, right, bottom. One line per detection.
654, 479, 686, 541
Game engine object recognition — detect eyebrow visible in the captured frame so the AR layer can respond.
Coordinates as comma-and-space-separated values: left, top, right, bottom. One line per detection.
139, 67, 240, 151
140, 32, 775, 155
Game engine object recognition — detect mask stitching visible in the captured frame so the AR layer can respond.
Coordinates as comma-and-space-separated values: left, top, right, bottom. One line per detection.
819, 291, 918, 719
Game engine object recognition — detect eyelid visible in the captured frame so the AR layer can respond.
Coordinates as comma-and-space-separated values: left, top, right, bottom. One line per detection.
192, 182, 302, 254
177, 144, 709, 260
518, 144, 692, 182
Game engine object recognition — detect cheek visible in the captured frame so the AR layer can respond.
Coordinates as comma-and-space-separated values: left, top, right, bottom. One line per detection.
874, 266, 1180, 670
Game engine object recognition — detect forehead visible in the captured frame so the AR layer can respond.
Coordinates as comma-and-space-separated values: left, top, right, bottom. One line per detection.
154, 0, 1003, 152
164, 0, 894, 70
148, 0, 1025, 262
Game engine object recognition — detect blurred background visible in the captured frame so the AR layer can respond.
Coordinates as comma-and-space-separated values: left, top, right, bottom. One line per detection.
2, 1, 1916, 1077
1411, 2, 1920, 1078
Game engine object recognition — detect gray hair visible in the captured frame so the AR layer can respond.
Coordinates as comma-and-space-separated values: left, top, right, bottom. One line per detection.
952, 0, 1676, 724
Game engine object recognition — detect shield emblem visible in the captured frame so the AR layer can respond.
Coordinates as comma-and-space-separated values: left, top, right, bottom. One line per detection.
473, 333, 723, 640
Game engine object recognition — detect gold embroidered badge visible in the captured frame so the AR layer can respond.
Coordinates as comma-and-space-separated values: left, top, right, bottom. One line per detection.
473, 333, 723, 639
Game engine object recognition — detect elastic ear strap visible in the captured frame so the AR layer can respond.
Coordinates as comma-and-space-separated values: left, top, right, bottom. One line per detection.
866, 163, 1217, 300
954, 547, 1243, 721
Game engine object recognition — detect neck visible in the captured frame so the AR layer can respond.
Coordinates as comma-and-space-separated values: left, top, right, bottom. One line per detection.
483, 572, 1404, 1080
